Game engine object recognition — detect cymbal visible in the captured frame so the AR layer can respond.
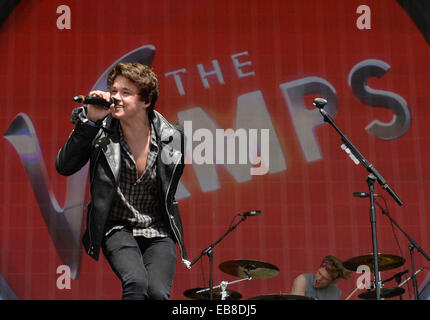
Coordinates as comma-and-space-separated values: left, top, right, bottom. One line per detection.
358, 287, 405, 299
249, 293, 314, 300
343, 254, 405, 272
184, 287, 242, 300
219, 259, 280, 279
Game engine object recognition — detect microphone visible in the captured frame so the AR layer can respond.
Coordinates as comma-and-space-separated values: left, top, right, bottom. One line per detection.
382, 270, 408, 284
73, 95, 117, 109
313, 98, 328, 109
238, 210, 261, 217
399, 268, 425, 287
394, 270, 409, 283
353, 192, 380, 198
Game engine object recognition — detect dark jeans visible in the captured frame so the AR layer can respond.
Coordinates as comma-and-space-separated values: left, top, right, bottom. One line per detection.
102, 228, 177, 300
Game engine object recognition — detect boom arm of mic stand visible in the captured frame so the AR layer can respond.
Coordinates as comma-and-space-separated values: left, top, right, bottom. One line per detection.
318, 108, 403, 206
188, 215, 248, 300
319, 106, 391, 300
189, 215, 248, 268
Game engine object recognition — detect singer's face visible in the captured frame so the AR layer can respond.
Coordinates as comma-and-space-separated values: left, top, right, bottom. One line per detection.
109, 75, 149, 119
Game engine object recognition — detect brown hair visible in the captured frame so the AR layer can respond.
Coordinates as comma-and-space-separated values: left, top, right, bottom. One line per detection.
107, 62, 159, 110
321, 256, 352, 281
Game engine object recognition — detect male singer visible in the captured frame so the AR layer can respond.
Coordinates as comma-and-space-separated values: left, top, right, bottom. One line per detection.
56, 62, 187, 299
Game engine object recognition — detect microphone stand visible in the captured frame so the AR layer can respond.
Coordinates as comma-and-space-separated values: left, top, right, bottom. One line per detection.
375, 200, 430, 300
188, 214, 248, 300
314, 98, 404, 300
367, 173, 381, 300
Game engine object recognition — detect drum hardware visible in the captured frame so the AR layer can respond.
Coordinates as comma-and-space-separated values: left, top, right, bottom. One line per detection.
343, 253, 405, 272
345, 269, 410, 300
193, 276, 251, 300
358, 287, 405, 300
184, 286, 242, 300
342, 198, 430, 300
373, 199, 430, 300
184, 258, 280, 300
219, 259, 280, 279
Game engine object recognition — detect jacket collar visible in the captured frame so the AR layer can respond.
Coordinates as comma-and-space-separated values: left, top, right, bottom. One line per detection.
149, 109, 176, 144
101, 110, 175, 144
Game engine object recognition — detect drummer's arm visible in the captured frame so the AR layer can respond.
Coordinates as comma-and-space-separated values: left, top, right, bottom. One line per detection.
290, 274, 307, 296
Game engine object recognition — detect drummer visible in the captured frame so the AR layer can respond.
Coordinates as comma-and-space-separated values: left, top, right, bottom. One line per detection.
290, 255, 352, 300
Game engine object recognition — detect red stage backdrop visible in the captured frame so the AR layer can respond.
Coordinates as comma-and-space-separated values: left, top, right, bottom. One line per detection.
0, 0, 429, 300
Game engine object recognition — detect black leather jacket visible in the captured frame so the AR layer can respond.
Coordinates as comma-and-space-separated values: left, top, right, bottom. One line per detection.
56, 109, 187, 263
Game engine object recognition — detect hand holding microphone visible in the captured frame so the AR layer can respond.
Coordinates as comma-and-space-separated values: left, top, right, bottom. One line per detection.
74, 91, 117, 122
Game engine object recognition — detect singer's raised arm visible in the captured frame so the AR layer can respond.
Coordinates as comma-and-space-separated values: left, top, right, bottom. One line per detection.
55, 108, 101, 176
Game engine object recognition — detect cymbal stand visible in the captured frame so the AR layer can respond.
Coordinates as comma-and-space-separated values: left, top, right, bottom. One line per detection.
196, 275, 252, 300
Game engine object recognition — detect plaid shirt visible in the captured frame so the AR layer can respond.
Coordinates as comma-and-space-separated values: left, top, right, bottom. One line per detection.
105, 123, 169, 238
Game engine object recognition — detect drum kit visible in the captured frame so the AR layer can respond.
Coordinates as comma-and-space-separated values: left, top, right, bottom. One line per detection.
184, 258, 315, 300
183, 253, 411, 300
184, 259, 296, 300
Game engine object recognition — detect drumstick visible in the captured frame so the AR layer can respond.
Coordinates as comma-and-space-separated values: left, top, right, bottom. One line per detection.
345, 287, 359, 300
